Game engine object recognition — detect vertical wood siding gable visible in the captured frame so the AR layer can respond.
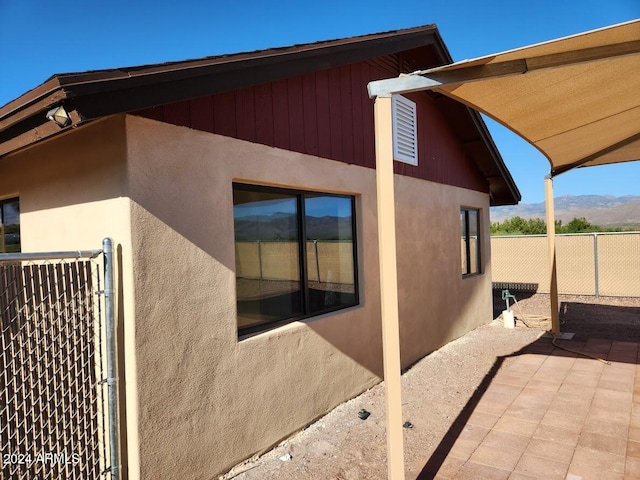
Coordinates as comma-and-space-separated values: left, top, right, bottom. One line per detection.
254, 83, 275, 147
134, 56, 488, 193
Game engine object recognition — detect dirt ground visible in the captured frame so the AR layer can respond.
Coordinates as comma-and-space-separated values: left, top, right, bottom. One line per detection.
219, 292, 640, 480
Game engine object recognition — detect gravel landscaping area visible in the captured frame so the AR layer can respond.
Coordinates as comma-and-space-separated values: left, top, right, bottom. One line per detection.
220, 293, 640, 480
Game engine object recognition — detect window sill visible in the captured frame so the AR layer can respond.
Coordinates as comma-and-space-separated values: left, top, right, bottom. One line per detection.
462, 272, 484, 279
238, 303, 360, 341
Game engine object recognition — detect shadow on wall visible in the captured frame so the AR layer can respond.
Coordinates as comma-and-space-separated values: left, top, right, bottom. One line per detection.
308, 268, 497, 379
6, 117, 128, 217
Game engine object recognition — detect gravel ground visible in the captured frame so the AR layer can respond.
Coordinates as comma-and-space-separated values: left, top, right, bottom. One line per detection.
220, 293, 640, 480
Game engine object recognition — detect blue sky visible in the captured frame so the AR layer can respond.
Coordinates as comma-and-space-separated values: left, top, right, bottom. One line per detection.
1, 0, 638, 204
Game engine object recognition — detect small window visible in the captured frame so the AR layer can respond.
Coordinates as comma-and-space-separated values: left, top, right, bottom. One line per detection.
233, 184, 358, 335
392, 95, 418, 166
461, 208, 480, 276
0, 197, 20, 253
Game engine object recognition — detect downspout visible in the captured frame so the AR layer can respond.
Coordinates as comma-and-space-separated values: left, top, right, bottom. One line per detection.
103, 238, 121, 480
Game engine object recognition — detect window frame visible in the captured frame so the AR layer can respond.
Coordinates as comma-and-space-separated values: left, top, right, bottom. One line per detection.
233, 183, 359, 336
0, 196, 20, 254
460, 207, 481, 277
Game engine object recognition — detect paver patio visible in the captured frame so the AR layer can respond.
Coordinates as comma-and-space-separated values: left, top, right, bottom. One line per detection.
420, 335, 640, 479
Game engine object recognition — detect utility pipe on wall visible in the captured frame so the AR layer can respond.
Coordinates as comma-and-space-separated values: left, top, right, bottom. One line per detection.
103, 238, 120, 480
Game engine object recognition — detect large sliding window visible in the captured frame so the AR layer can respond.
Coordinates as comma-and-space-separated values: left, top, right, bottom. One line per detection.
233, 184, 358, 335
460, 207, 480, 276
0, 197, 20, 253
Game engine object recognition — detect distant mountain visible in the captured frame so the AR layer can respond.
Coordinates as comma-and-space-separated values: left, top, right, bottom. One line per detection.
235, 213, 298, 241
491, 195, 640, 228
235, 213, 353, 241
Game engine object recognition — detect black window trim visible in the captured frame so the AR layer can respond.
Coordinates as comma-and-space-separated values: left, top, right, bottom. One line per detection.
0, 196, 20, 254
461, 206, 481, 277
233, 182, 360, 336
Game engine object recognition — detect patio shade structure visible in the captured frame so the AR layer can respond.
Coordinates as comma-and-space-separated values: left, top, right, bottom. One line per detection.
368, 19, 640, 479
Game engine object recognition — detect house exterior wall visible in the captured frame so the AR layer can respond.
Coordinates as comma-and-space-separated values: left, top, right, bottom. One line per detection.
0, 117, 129, 253
0, 116, 141, 478
123, 114, 492, 479
0, 107, 494, 479
124, 115, 381, 479
394, 174, 492, 366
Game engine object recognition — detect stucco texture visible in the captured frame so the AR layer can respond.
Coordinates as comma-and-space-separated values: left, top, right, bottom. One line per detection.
0, 116, 138, 478
0, 117, 129, 252
124, 115, 383, 479
394, 174, 492, 366
124, 114, 494, 478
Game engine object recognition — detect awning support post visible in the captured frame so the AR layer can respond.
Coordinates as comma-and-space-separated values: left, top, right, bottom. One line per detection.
545, 175, 560, 334
373, 94, 405, 480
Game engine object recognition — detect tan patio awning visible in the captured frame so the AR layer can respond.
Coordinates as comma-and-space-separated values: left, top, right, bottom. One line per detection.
368, 22, 640, 478
369, 19, 640, 176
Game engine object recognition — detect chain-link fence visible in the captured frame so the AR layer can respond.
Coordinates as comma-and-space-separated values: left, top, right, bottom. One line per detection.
491, 232, 640, 297
0, 239, 119, 479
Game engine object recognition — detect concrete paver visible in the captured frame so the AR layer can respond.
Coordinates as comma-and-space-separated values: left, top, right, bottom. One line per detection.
429, 336, 640, 479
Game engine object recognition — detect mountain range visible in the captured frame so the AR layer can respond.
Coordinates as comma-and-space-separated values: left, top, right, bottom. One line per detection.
490, 195, 640, 228
234, 213, 353, 241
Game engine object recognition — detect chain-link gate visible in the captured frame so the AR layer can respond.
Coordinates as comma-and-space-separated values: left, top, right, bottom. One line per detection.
0, 239, 119, 479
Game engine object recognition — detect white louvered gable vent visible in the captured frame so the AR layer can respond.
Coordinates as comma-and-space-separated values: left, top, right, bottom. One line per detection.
392, 95, 418, 166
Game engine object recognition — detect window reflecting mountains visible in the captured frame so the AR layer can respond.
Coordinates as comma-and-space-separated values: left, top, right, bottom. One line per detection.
234, 213, 353, 241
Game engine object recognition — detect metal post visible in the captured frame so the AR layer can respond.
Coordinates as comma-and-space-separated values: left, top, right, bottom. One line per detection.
593, 233, 599, 298
257, 240, 263, 280
102, 238, 120, 480
545, 176, 560, 334
314, 240, 321, 283
374, 95, 405, 480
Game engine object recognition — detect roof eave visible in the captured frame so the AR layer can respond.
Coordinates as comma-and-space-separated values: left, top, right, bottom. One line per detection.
0, 25, 440, 159
466, 107, 521, 206
0, 23, 520, 206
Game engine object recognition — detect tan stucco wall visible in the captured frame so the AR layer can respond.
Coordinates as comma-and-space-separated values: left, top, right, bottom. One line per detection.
0, 117, 129, 252
394, 175, 492, 366
124, 115, 494, 479
0, 117, 139, 479
124, 115, 382, 479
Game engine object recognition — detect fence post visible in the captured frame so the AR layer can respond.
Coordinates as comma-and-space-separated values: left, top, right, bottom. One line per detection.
102, 238, 120, 480
257, 240, 263, 280
314, 240, 321, 283
593, 233, 599, 298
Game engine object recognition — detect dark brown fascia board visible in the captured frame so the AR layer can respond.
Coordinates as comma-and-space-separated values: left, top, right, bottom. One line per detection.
439, 101, 520, 204
0, 24, 440, 158
1, 25, 439, 125
62, 24, 442, 87
0, 84, 65, 132
442, 98, 520, 205
0, 116, 66, 158
66, 29, 441, 118
0, 23, 519, 206
466, 107, 521, 206
432, 93, 520, 205
0, 25, 443, 158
